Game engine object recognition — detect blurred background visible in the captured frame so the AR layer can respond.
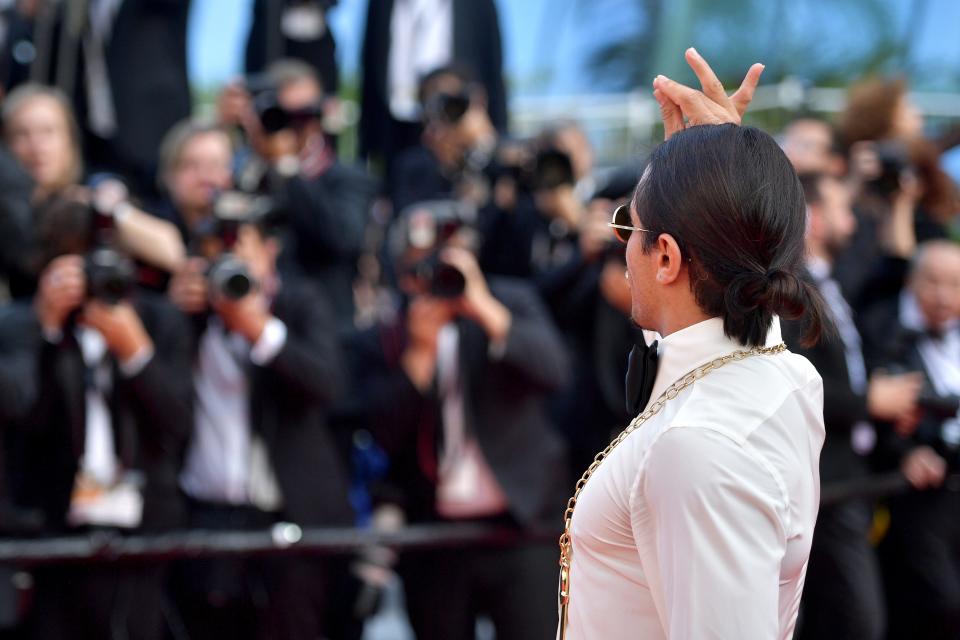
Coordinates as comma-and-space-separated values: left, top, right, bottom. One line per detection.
0, 1, 957, 639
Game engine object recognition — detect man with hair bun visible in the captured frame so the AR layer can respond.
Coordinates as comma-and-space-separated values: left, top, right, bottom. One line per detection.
557, 49, 827, 639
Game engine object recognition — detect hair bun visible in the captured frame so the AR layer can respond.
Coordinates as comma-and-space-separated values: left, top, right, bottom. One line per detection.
725, 268, 807, 318
759, 268, 807, 319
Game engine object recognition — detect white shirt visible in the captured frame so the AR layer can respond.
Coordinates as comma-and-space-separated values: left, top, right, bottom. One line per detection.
434, 324, 509, 518
388, 0, 453, 121
180, 317, 287, 510
563, 317, 824, 640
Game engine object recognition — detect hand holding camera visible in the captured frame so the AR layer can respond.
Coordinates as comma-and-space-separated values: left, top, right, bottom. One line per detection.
79, 300, 153, 362
901, 445, 947, 490
442, 247, 511, 345
36, 255, 86, 334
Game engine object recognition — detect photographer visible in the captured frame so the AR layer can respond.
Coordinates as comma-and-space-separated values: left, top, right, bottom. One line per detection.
153, 119, 235, 244
1, 84, 186, 297
167, 204, 358, 640
0, 194, 193, 640
789, 172, 925, 640
351, 200, 569, 640
858, 240, 960, 640
833, 77, 958, 312
218, 59, 377, 332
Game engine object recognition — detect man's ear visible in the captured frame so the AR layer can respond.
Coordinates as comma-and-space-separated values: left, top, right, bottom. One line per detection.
655, 233, 684, 285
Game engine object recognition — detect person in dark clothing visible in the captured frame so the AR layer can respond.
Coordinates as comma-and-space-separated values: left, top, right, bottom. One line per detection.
0, 195, 193, 640
244, 0, 339, 97
859, 240, 960, 640
167, 212, 360, 640
12, 0, 192, 198
217, 60, 377, 332
787, 172, 923, 640
360, 0, 507, 176
351, 201, 569, 640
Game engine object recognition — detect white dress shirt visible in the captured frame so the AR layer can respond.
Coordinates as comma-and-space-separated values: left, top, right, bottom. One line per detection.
180, 317, 287, 511
388, 0, 453, 121
563, 317, 824, 639
434, 324, 509, 518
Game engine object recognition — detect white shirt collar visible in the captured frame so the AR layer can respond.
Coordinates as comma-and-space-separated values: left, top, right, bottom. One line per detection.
806, 255, 831, 282
646, 316, 783, 407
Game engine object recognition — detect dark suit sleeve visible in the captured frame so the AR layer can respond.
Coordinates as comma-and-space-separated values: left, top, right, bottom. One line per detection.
348, 322, 435, 459
0, 305, 42, 425
122, 296, 194, 453
281, 165, 377, 262
491, 279, 571, 393
782, 318, 868, 435
257, 283, 344, 407
479, 0, 508, 132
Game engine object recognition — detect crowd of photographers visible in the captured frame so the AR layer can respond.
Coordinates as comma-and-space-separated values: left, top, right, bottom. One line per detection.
0, 3, 956, 640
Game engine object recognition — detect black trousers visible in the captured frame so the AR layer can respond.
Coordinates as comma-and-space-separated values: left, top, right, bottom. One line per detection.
797, 499, 885, 640
27, 563, 165, 640
399, 530, 558, 640
881, 489, 960, 640
170, 499, 362, 640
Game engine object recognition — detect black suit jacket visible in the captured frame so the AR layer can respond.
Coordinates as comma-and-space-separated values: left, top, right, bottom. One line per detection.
359, 0, 507, 163
244, 0, 339, 94
187, 279, 354, 527
782, 270, 870, 483
860, 297, 960, 473
353, 278, 570, 531
0, 293, 193, 532
29, 0, 192, 196
276, 163, 378, 332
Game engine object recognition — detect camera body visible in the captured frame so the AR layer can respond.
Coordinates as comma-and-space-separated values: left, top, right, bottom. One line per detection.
85, 246, 136, 304
85, 202, 136, 304
398, 201, 475, 298
192, 191, 270, 300
247, 74, 323, 135
491, 141, 576, 192
423, 90, 471, 125
866, 140, 913, 199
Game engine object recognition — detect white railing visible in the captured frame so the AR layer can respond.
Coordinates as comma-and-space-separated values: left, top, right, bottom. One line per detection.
507, 78, 960, 163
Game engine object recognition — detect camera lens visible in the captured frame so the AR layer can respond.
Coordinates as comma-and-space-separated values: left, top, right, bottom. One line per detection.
208, 254, 254, 300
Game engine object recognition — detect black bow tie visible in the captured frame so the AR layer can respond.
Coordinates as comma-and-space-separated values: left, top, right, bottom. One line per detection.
625, 339, 659, 416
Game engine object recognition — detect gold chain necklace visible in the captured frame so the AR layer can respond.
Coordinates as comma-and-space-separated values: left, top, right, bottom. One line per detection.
557, 342, 787, 638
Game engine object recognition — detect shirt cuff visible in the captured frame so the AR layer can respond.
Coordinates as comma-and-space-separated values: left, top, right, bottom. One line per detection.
488, 335, 509, 361
42, 327, 63, 345
250, 317, 287, 366
118, 345, 154, 378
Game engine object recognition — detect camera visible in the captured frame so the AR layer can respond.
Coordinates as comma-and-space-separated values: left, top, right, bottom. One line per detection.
532, 147, 575, 190
490, 142, 576, 192
192, 191, 272, 300
398, 201, 475, 298
246, 74, 323, 134
423, 90, 471, 125
411, 251, 466, 298
85, 203, 136, 304
85, 247, 136, 304
865, 140, 913, 199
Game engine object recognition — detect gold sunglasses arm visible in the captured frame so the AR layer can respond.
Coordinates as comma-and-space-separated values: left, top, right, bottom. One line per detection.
608, 222, 652, 233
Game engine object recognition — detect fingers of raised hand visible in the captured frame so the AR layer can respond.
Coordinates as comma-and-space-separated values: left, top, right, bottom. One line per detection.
730, 63, 765, 117
684, 47, 732, 109
653, 88, 684, 139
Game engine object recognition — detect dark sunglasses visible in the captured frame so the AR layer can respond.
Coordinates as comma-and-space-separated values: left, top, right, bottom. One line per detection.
608, 204, 653, 244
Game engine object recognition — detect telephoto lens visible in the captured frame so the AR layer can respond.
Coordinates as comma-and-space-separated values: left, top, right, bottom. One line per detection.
207, 254, 254, 300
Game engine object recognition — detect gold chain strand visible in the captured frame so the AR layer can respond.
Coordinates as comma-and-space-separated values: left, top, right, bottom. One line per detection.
557, 343, 787, 638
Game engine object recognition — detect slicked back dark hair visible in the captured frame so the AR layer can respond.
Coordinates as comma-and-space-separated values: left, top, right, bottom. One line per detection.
633, 124, 827, 347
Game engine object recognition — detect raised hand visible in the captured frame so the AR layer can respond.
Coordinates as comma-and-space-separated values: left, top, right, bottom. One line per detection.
652, 48, 765, 140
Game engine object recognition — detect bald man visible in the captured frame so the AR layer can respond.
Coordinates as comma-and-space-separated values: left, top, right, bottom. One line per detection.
860, 240, 960, 640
